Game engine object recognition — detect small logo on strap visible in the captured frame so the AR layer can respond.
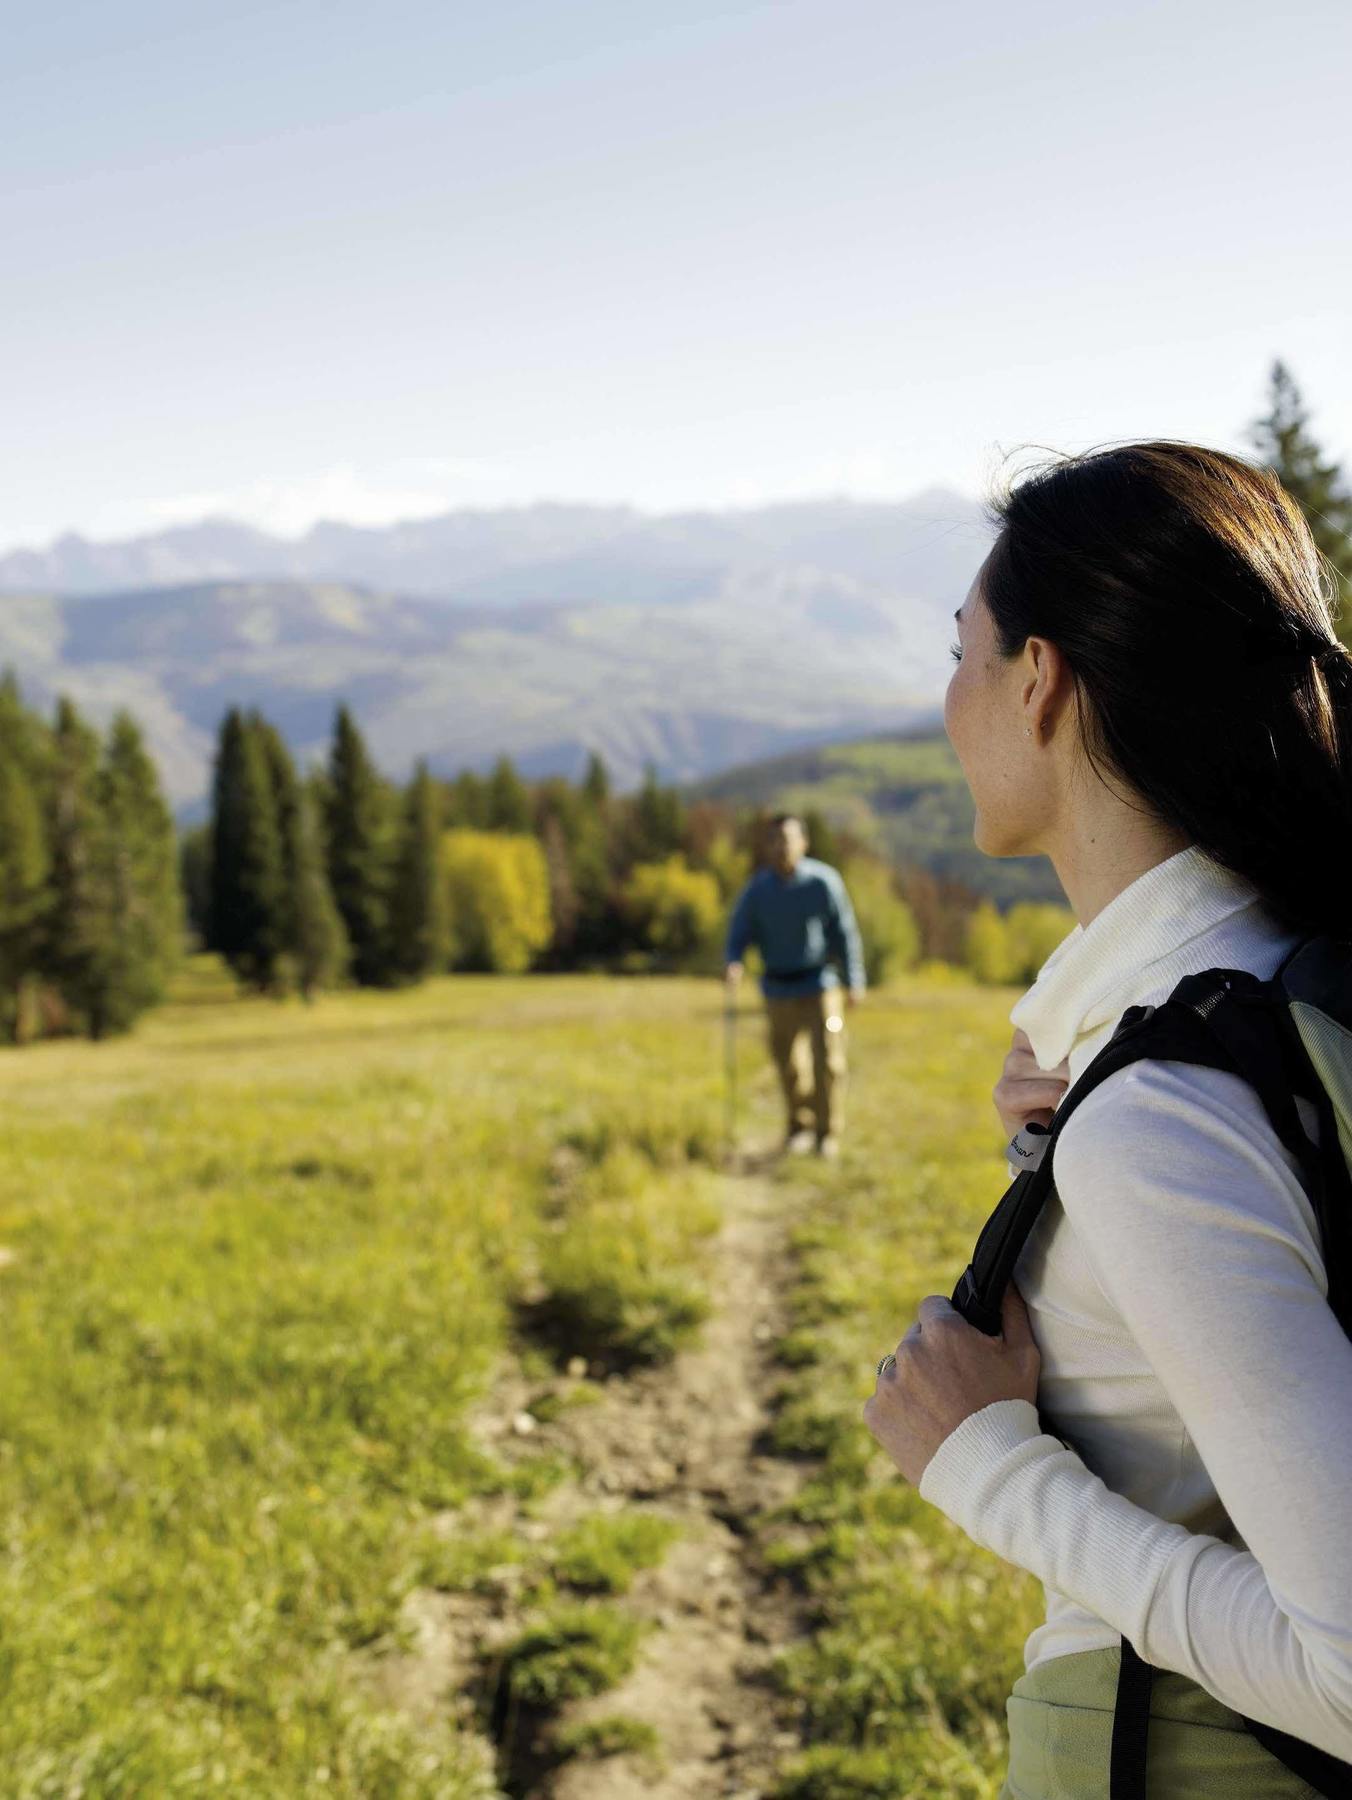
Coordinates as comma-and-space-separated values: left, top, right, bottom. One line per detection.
1008, 1121, 1052, 1171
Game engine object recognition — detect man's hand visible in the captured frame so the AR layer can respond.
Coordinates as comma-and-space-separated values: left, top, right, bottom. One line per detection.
863, 1286, 1040, 1485
725, 961, 744, 988
845, 987, 864, 1010
993, 1027, 1069, 1141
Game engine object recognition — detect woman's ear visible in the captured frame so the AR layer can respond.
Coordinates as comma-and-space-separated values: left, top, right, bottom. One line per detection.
1021, 636, 1069, 740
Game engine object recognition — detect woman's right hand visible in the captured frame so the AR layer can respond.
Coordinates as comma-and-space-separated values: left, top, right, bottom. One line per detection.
993, 1028, 1070, 1141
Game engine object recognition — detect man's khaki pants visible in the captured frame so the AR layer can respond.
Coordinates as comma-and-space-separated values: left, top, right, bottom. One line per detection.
765, 988, 846, 1140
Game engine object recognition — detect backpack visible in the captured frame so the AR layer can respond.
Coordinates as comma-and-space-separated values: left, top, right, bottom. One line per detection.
951, 935, 1352, 1799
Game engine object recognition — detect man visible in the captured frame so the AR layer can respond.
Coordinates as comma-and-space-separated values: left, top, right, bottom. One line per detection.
724, 814, 865, 1159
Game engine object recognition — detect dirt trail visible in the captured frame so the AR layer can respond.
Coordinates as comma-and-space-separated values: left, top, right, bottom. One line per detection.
375, 1164, 809, 1798
533, 1167, 804, 1799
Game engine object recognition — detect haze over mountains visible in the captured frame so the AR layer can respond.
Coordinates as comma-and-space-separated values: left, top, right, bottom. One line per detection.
0, 493, 990, 809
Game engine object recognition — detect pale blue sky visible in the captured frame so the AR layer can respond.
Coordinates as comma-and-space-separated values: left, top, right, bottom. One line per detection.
4, 0, 1350, 549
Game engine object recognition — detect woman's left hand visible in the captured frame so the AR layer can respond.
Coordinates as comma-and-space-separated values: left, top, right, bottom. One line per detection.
863, 1286, 1040, 1485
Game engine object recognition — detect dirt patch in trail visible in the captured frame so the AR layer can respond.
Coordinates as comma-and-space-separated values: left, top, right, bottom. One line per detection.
373, 1167, 812, 1798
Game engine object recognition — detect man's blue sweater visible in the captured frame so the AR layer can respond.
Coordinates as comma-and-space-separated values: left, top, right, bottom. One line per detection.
724, 857, 866, 998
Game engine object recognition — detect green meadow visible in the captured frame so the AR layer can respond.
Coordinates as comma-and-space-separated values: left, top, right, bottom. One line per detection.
0, 960, 1039, 1797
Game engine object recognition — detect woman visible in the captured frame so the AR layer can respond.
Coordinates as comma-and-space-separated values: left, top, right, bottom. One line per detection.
863, 442, 1352, 1796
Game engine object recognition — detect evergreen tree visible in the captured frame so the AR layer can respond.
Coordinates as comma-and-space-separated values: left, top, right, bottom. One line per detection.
545, 773, 612, 962
179, 824, 212, 946
0, 670, 54, 796
486, 754, 532, 833
0, 676, 51, 1040
388, 760, 447, 980
305, 766, 334, 854
209, 708, 288, 990
290, 801, 349, 997
1249, 361, 1352, 625
581, 751, 610, 810
538, 809, 579, 961
325, 705, 393, 986
446, 769, 488, 829
626, 763, 685, 865
256, 717, 348, 997
95, 712, 184, 1027
44, 698, 119, 1036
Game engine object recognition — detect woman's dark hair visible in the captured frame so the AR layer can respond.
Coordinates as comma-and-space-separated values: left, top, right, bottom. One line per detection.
981, 441, 1352, 936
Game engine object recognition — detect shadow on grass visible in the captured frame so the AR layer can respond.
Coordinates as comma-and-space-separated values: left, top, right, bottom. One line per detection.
516, 1283, 708, 1377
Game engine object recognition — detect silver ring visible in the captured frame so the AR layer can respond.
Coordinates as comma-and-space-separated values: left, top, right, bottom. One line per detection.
876, 1352, 896, 1380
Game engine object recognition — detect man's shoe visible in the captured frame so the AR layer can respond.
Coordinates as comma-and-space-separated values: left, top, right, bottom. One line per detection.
816, 1134, 841, 1161
785, 1129, 816, 1156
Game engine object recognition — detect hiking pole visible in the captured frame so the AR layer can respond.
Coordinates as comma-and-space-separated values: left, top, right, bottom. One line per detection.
723, 980, 740, 1171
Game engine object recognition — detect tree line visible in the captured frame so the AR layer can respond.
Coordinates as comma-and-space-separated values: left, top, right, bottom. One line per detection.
186, 711, 1108, 997
182, 701, 937, 993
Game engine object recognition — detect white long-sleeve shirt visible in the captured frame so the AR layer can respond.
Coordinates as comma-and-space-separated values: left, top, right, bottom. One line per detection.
918, 845, 1352, 1759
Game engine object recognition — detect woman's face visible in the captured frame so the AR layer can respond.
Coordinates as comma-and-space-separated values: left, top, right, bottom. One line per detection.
943, 565, 1054, 858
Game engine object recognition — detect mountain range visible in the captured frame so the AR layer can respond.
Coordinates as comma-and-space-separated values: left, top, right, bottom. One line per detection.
0, 493, 992, 809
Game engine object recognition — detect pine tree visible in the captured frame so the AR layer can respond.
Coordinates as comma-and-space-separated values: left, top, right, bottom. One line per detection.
1249, 361, 1352, 627
486, 755, 532, 833
95, 712, 184, 1028
581, 751, 610, 810
180, 824, 212, 946
388, 760, 447, 981
627, 763, 685, 865
325, 705, 393, 986
538, 810, 579, 961
0, 676, 51, 1040
256, 717, 348, 997
291, 799, 349, 998
44, 698, 119, 1036
446, 769, 487, 829
305, 766, 334, 853
209, 708, 288, 990
566, 763, 617, 960
0, 671, 54, 795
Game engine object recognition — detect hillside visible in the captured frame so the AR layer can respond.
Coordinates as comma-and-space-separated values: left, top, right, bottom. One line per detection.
0, 493, 993, 808
0, 575, 950, 809
695, 730, 1065, 906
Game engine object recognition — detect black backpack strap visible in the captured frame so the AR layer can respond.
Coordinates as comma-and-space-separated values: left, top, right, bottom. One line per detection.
1166, 969, 1352, 1338
950, 1153, 1056, 1335
1109, 1639, 1154, 1799
1166, 970, 1322, 1186
1245, 1720, 1352, 1797
952, 992, 1244, 1334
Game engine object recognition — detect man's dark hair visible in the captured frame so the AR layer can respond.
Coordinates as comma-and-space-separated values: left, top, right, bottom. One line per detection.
767, 812, 805, 832
982, 440, 1352, 936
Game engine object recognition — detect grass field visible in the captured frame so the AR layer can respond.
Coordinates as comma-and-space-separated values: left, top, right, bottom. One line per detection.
0, 959, 1040, 1798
